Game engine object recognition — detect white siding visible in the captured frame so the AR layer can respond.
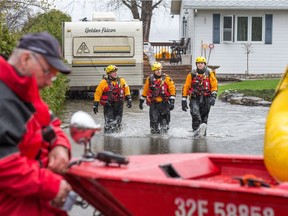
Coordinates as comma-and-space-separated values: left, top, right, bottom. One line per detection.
186, 10, 288, 74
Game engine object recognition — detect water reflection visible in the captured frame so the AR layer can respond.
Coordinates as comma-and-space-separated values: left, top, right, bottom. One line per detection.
191, 138, 208, 153
149, 137, 170, 154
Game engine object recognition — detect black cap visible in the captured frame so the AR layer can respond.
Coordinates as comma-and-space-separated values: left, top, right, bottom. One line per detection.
17, 32, 71, 74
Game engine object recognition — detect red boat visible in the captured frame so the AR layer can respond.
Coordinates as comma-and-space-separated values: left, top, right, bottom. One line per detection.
66, 152, 288, 216
66, 111, 288, 216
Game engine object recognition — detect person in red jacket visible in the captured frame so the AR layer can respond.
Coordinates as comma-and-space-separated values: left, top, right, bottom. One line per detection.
0, 32, 72, 215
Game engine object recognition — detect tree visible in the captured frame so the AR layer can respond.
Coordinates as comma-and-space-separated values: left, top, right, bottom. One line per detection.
0, 0, 51, 31
104, 0, 166, 41
22, 9, 71, 47
0, 0, 52, 55
0, 15, 20, 56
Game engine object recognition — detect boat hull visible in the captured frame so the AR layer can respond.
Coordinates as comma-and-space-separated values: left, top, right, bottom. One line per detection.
66, 153, 288, 215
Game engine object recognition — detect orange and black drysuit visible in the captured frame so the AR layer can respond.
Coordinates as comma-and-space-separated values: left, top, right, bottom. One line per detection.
0, 57, 70, 216
140, 73, 176, 134
182, 68, 218, 131
94, 76, 131, 133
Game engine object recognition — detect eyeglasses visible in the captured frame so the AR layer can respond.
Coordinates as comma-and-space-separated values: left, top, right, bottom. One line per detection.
31, 53, 54, 76
197, 62, 205, 64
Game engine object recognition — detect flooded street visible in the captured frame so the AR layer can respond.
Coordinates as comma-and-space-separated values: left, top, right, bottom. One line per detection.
62, 95, 269, 158
63, 95, 269, 216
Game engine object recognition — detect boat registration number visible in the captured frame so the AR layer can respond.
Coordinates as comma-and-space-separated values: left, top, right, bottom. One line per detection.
174, 198, 274, 216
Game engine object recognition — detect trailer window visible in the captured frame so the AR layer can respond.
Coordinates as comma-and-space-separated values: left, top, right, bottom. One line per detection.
73, 36, 134, 57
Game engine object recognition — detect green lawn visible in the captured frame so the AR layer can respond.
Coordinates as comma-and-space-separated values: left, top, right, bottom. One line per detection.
218, 79, 281, 102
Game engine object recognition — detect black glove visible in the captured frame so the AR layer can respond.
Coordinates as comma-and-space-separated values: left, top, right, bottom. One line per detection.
182, 100, 188, 112
209, 97, 216, 106
93, 101, 99, 114
168, 99, 175, 111
42, 125, 56, 142
126, 98, 132, 108
139, 99, 144, 110
209, 92, 217, 106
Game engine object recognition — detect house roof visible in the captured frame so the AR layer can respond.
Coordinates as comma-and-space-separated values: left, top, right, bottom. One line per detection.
171, 0, 288, 14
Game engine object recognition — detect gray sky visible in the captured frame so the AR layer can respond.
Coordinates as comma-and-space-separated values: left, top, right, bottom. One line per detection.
52, 0, 179, 41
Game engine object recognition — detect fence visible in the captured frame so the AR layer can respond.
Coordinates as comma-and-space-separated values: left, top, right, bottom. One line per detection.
149, 38, 191, 64
150, 42, 172, 61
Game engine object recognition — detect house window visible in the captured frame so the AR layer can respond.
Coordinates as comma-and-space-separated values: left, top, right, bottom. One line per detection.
214, 14, 271, 44
236, 16, 263, 42
223, 16, 233, 42
252, 17, 263, 41
237, 16, 248, 41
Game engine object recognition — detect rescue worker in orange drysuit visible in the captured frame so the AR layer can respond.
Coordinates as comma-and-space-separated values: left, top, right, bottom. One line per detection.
139, 62, 176, 134
93, 65, 132, 133
182, 56, 218, 134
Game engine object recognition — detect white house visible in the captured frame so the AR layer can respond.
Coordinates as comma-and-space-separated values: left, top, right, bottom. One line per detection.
171, 0, 288, 75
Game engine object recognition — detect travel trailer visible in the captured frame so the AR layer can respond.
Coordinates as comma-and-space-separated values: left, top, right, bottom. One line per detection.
62, 12, 143, 92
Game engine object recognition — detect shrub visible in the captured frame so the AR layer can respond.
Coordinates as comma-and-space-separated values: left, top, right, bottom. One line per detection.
41, 73, 69, 116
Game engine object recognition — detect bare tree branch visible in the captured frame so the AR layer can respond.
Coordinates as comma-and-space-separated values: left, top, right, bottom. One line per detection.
152, 0, 163, 10
0, 0, 50, 30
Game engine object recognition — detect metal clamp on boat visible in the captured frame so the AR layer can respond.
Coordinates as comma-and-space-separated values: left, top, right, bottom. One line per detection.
96, 151, 129, 166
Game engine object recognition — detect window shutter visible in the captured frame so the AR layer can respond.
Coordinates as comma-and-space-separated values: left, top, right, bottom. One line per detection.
265, 14, 273, 44
213, 14, 221, 44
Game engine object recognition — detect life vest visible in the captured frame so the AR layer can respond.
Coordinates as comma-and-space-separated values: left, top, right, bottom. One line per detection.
188, 69, 211, 97
100, 76, 124, 106
147, 74, 170, 105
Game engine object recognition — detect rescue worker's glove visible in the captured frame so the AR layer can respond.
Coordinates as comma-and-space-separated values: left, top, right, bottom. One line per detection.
139, 99, 144, 110
209, 92, 217, 106
126, 95, 132, 108
93, 101, 99, 114
168, 99, 175, 111
182, 99, 188, 112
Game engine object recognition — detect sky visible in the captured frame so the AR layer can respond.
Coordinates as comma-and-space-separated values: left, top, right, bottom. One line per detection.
51, 0, 179, 42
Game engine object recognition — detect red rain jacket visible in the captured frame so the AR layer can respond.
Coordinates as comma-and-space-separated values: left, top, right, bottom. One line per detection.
0, 57, 71, 216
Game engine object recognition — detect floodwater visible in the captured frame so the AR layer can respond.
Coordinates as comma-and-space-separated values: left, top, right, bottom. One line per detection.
62, 95, 269, 157
62, 95, 269, 216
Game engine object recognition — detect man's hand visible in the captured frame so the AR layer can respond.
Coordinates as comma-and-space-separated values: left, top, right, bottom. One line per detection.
48, 146, 70, 173
182, 99, 188, 111
51, 180, 72, 208
93, 101, 99, 114
139, 99, 144, 110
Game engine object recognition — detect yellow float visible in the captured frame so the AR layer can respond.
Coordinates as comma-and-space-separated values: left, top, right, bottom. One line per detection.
264, 67, 288, 182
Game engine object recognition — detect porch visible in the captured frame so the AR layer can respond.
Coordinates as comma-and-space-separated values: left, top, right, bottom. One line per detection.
144, 41, 192, 85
